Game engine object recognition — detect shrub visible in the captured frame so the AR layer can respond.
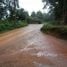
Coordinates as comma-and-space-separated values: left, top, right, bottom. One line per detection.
0, 20, 28, 33
41, 23, 67, 39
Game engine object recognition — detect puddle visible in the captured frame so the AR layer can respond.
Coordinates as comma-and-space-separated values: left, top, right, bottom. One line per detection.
33, 51, 58, 57
33, 62, 52, 67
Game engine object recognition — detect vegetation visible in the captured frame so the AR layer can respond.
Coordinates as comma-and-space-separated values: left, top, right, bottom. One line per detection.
41, 0, 67, 39
42, 0, 67, 24
0, 0, 67, 40
0, 0, 28, 33
28, 11, 43, 24
41, 23, 67, 39
0, 20, 27, 33
28, 11, 54, 24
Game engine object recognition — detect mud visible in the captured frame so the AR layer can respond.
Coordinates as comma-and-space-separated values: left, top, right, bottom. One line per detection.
0, 24, 67, 67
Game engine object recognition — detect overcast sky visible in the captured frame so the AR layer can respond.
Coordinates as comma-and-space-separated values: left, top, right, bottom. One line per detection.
19, 0, 49, 15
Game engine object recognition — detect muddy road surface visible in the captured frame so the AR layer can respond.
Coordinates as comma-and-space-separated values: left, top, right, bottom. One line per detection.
0, 24, 67, 67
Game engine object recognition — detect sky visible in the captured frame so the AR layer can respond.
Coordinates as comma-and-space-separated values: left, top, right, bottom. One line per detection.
19, 0, 49, 15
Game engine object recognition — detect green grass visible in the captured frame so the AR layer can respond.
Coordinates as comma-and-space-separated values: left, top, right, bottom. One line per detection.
41, 23, 67, 39
0, 20, 28, 33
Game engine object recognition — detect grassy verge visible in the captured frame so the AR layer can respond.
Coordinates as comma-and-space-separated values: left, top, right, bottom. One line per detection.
41, 23, 67, 40
0, 20, 28, 33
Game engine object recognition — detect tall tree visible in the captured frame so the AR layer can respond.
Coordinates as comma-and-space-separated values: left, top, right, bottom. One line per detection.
8, 0, 19, 20
42, 0, 67, 24
16, 8, 29, 20
36, 11, 43, 21
0, 0, 8, 19
31, 11, 36, 18
0, 0, 19, 20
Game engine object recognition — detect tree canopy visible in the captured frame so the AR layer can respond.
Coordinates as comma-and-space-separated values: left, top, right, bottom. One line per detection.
42, 0, 67, 24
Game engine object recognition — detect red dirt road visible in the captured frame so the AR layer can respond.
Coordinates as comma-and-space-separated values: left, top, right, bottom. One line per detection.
0, 24, 67, 67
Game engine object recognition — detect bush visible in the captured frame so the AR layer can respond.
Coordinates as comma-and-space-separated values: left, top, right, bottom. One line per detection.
43, 21, 60, 25
0, 20, 28, 33
41, 23, 67, 39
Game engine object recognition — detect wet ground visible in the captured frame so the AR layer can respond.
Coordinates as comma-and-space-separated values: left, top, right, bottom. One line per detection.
0, 24, 67, 67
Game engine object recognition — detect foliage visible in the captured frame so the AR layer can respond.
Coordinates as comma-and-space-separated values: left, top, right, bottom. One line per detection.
0, 0, 7, 19
31, 11, 36, 18
43, 21, 60, 25
42, 0, 67, 24
41, 23, 67, 39
0, 0, 29, 33
28, 11, 43, 24
0, 0, 19, 19
43, 0, 67, 24
30, 11, 55, 24
15, 8, 29, 20
41, 0, 67, 39
7, 0, 19, 19
0, 20, 28, 33
27, 17, 42, 24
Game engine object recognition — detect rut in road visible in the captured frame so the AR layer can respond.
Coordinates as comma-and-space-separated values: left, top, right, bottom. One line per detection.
0, 24, 67, 67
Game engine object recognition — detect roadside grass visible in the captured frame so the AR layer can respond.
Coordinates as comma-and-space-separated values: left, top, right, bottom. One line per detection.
0, 20, 28, 33
41, 23, 67, 39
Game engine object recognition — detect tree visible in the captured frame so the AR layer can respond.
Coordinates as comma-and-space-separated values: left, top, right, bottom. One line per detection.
36, 11, 43, 22
0, 0, 19, 20
31, 11, 36, 18
42, 0, 67, 24
16, 8, 29, 20
30, 11, 43, 24
8, 0, 19, 20
0, 0, 8, 19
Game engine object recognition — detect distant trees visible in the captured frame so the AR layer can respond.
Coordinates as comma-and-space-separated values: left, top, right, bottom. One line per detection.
31, 11, 36, 18
36, 11, 43, 21
30, 11, 43, 24
29, 10, 54, 24
42, 0, 67, 24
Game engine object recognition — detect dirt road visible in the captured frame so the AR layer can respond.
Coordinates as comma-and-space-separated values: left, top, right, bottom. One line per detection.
0, 24, 67, 67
